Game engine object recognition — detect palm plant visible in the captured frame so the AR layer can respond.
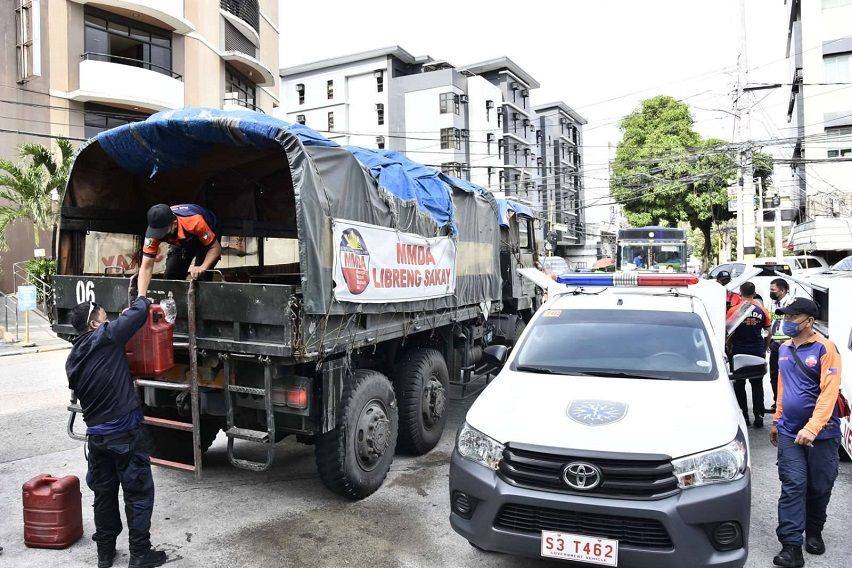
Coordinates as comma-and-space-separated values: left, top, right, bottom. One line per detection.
0, 138, 75, 250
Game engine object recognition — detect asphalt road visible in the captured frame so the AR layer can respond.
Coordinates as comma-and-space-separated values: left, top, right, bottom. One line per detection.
1, 350, 850, 567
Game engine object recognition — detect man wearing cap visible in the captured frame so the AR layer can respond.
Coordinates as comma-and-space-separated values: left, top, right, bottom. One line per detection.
65, 297, 167, 568
716, 270, 742, 310
769, 298, 842, 568
768, 278, 795, 413
136, 204, 222, 298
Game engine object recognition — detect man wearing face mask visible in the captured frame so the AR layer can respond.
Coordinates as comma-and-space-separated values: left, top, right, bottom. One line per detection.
769, 298, 842, 568
65, 297, 167, 568
136, 203, 222, 298
768, 278, 794, 413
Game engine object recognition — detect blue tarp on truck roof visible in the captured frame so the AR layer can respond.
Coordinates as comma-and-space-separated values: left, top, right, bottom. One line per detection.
92, 107, 501, 232
495, 198, 535, 227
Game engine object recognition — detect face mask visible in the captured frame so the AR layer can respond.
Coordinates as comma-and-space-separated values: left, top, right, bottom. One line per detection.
769, 292, 780, 301
782, 320, 802, 337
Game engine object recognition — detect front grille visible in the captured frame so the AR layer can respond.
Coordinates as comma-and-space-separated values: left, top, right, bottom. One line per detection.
495, 504, 673, 549
499, 445, 679, 500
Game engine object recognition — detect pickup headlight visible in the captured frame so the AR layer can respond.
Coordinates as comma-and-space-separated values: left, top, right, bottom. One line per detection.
456, 422, 504, 470
672, 430, 748, 488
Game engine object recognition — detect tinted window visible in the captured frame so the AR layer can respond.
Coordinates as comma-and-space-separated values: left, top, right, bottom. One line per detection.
513, 309, 716, 381
754, 264, 792, 276
730, 263, 746, 276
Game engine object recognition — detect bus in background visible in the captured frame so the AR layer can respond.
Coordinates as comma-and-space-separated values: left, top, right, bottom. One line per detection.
617, 226, 688, 273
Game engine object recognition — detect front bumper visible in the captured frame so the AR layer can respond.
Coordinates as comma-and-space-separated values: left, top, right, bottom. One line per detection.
449, 450, 750, 568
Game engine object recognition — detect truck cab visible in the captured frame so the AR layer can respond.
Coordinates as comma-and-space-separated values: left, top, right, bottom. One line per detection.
617, 226, 688, 273
450, 273, 753, 568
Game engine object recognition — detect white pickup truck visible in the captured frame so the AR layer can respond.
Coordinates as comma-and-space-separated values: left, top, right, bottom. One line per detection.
449, 273, 758, 568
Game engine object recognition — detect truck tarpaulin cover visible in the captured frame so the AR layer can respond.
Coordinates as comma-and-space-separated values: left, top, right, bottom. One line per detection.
72, 108, 501, 315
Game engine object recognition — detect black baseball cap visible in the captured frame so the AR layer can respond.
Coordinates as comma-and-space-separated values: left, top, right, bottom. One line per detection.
145, 204, 176, 240
776, 298, 820, 318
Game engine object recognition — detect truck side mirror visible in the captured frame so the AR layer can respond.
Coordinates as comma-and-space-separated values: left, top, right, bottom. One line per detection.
483, 344, 509, 370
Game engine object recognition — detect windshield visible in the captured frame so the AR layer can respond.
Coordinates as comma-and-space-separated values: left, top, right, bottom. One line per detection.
832, 256, 852, 271
619, 243, 686, 272
513, 309, 716, 381
543, 257, 569, 275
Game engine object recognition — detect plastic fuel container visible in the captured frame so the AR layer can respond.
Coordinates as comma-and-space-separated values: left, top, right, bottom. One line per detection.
22, 474, 83, 549
125, 303, 175, 377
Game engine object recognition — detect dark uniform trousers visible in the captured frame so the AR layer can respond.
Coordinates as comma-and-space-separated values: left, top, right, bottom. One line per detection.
164, 239, 218, 280
769, 341, 781, 403
86, 427, 155, 556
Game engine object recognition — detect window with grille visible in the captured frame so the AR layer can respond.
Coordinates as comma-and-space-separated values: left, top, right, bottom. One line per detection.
440, 128, 461, 150
439, 92, 460, 114
14, 0, 41, 82
376, 103, 385, 125
327, 111, 334, 131
375, 70, 384, 92
376, 136, 385, 149
224, 19, 255, 57
226, 64, 256, 110
327, 79, 334, 99
84, 7, 173, 77
826, 126, 852, 157
296, 83, 305, 104
296, 114, 305, 125
441, 162, 463, 177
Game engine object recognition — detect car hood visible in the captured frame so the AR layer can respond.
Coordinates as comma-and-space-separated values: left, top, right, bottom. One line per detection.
465, 369, 742, 459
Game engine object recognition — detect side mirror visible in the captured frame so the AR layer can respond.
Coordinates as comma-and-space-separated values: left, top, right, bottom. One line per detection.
732, 354, 765, 372
482, 344, 509, 371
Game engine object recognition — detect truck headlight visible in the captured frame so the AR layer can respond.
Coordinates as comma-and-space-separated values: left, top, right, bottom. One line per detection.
456, 422, 504, 470
672, 430, 747, 488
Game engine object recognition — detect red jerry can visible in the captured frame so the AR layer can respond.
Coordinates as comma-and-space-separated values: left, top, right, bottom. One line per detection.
125, 303, 175, 377
22, 474, 84, 549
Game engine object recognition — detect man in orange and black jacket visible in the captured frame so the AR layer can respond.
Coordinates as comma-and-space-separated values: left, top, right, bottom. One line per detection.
769, 298, 842, 568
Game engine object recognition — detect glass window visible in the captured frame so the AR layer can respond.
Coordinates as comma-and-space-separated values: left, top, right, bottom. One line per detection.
513, 310, 716, 381
376, 136, 385, 149
296, 114, 305, 125
84, 7, 172, 76
84, 103, 148, 138
327, 111, 334, 131
327, 79, 334, 99
440, 128, 460, 150
439, 92, 460, 114
824, 52, 852, 82
226, 65, 256, 109
826, 125, 852, 158
296, 83, 305, 104
376, 103, 385, 126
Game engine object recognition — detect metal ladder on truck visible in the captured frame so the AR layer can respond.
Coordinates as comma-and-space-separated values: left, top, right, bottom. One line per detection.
68, 279, 204, 479
221, 354, 276, 472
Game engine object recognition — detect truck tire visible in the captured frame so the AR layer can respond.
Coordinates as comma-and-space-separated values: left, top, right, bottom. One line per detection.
394, 348, 450, 455
144, 408, 221, 464
315, 369, 398, 500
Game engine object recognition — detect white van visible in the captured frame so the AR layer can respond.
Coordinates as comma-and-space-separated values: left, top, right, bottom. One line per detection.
449, 273, 756, 567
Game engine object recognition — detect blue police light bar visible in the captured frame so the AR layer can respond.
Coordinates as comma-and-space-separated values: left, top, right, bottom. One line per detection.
556, 273, 699, 287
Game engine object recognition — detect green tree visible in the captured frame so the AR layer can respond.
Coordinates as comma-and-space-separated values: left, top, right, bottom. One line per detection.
610, 96, 736, 268
0, 139, 74, 250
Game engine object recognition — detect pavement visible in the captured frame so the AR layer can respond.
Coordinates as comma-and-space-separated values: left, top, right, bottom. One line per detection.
1, 350, 850, 568
0, 310, 69, 357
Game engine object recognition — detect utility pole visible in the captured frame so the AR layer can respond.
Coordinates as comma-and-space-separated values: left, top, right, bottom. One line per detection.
734, 0, 757, 261
757, 176, 765, 255
774, 193, 784, 259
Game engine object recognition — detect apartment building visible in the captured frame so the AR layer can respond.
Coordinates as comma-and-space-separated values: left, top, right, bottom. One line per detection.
785, 0, 852, 259
533, 101, 587, 257
1, 0, 280, 291
278, 47, 506, 191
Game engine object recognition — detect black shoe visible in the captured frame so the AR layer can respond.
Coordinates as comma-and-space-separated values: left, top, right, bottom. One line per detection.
753, 415, 764, 428
97, 542, 116, 568
128, 549, 167, 568
773, 544, 804, 567
805, 533, 825, 555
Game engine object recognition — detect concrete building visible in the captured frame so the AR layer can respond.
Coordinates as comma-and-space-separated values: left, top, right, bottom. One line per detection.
533, 102, 587, 258
0, 0, 280, 292
278, 47, 505, 191
785, 0, 852, 260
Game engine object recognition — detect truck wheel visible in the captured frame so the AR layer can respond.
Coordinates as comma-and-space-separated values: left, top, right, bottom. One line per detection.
144, 408, 221, 464
315, 369, 398, 500
394, 348, 450, 455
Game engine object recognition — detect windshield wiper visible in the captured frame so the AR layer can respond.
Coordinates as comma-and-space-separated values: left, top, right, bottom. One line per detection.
591, 371, 672, 380
515, 365, 557, 374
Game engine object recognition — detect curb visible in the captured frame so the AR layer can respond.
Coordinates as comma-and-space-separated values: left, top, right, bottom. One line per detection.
0, 343, 71, 358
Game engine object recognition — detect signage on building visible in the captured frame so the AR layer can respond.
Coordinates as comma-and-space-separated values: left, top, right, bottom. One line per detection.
332, 219, 456, 303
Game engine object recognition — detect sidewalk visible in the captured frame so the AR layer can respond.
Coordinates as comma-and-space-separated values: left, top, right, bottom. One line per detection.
0, 312, 69, 357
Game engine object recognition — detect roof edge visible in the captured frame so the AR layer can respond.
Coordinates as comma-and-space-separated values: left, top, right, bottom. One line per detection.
281, 45, 419, 76
533, 101, 588, 125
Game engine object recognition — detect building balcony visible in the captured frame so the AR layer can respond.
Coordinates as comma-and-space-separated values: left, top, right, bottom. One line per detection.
70, 0, 194, 34
67, 54, 184, 111
221, 51, 275, 87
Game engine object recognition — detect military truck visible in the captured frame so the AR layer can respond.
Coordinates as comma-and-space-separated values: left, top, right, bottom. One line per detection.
55, 108, 539, 499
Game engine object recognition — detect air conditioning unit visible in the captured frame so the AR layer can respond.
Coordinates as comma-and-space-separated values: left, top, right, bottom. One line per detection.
523, 118, 530, 127
460, 129, 470, 138
524, 148, 531, 155
459, 95, 469, 104
521, 89, 529, 97
560, 118, 568, 125
510, 82, 519, 90
485, 100, 494, 109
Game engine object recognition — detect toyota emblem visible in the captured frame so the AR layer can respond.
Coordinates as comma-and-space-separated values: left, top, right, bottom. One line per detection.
562, 462, 602, 491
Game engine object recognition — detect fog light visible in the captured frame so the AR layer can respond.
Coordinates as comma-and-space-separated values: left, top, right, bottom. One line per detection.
709, 521, 742, 551
451, 491, 476, 519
